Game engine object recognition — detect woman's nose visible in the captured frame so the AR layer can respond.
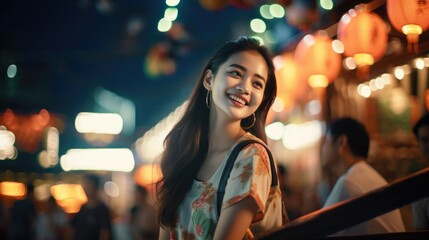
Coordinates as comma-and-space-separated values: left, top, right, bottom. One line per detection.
236, 81, 250, 94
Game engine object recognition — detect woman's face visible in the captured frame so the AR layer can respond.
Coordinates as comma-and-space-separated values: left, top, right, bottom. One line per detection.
207, 50, 268, 122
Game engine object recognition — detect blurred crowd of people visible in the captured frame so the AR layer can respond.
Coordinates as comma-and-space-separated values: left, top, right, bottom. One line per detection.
0, 174, 159, 240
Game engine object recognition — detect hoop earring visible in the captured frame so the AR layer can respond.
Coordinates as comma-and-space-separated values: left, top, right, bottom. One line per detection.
206, 90, 211, 109
242, 113, 256, 129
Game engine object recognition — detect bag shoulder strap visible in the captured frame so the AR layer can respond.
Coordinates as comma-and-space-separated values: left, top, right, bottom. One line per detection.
216, 139, 278, 218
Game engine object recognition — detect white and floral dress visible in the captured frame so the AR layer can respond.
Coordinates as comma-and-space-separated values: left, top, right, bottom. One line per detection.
172, 133, 284, 240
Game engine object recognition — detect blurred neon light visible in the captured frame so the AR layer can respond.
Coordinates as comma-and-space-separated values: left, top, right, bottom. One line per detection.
0, 127, 15, 148
0, 126, 17, 160
60, 148, 135, 172
39, 127, 60, 168
282, 121, 323, 150
265, 122, 285, 140
94, 87, 136, 136
75, 112, 123, 134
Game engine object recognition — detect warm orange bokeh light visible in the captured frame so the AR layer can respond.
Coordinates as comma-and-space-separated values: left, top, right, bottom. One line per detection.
276, 53, 301, 101
0, 181, 26, 198
58, 198, 85, 214
50, 184, 87, 213
275, 53, 309, 103
134, 164, 163, 187
387, 0, 429, 53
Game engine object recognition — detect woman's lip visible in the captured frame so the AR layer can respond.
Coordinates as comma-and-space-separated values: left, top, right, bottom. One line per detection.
228, 94, 248, 106
229, 99, 243, 108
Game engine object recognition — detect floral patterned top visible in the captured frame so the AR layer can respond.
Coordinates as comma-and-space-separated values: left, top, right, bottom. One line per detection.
172, 133, 284, 240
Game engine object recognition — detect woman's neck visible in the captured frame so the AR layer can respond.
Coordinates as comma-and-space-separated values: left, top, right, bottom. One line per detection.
208, 117, 246, 153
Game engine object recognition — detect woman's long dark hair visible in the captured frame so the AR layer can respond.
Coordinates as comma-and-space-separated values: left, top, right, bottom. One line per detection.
156, 36, 277, 227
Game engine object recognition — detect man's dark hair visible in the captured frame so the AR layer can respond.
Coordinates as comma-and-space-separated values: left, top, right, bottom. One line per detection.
413, 112, 429, 138
328, 117, 370, 158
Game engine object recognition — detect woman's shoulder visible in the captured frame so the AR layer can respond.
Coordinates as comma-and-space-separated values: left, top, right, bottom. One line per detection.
241, 132, 268, 148
236, 133, 270, 162
240, 132, 266, 145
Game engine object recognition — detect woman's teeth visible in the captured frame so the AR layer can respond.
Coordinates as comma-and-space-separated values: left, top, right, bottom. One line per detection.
228, 94, 246, 105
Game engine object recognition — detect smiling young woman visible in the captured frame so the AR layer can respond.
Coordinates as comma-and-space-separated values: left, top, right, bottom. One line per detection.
156, 36, 286, 240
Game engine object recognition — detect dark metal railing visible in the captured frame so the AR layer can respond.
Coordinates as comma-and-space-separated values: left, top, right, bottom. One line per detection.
259, 167, 429, 240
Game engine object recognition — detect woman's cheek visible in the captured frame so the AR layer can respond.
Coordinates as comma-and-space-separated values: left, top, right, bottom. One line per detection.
253, 92, 263, 105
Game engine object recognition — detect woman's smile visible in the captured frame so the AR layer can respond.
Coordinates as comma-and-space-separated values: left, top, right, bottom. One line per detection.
227, 93, 248, 107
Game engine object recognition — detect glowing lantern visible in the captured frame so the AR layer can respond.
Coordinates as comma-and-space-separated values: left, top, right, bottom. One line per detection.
294, 31, 341, 88
337, 5, 388, 80
387, 0, 429, 53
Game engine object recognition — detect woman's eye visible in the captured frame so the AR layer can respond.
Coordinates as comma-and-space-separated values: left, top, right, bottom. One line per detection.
253, 81, 264, 89
229, 70, 241, 77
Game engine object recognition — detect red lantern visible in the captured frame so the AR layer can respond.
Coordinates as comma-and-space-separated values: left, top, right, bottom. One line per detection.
337, 5, 388, 80
387, 0, 429, 53
294, 31, 341, 88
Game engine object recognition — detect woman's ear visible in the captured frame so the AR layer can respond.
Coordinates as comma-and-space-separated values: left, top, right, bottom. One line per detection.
203, 70, 213, 91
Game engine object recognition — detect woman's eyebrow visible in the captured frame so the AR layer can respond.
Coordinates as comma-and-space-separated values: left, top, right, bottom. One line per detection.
228, 63, 266, 82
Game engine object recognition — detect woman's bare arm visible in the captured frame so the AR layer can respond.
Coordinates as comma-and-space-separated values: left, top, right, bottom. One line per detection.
213, 196, 258, 240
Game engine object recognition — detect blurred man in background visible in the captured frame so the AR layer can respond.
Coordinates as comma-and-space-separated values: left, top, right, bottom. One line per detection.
321, 117, 405, 235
